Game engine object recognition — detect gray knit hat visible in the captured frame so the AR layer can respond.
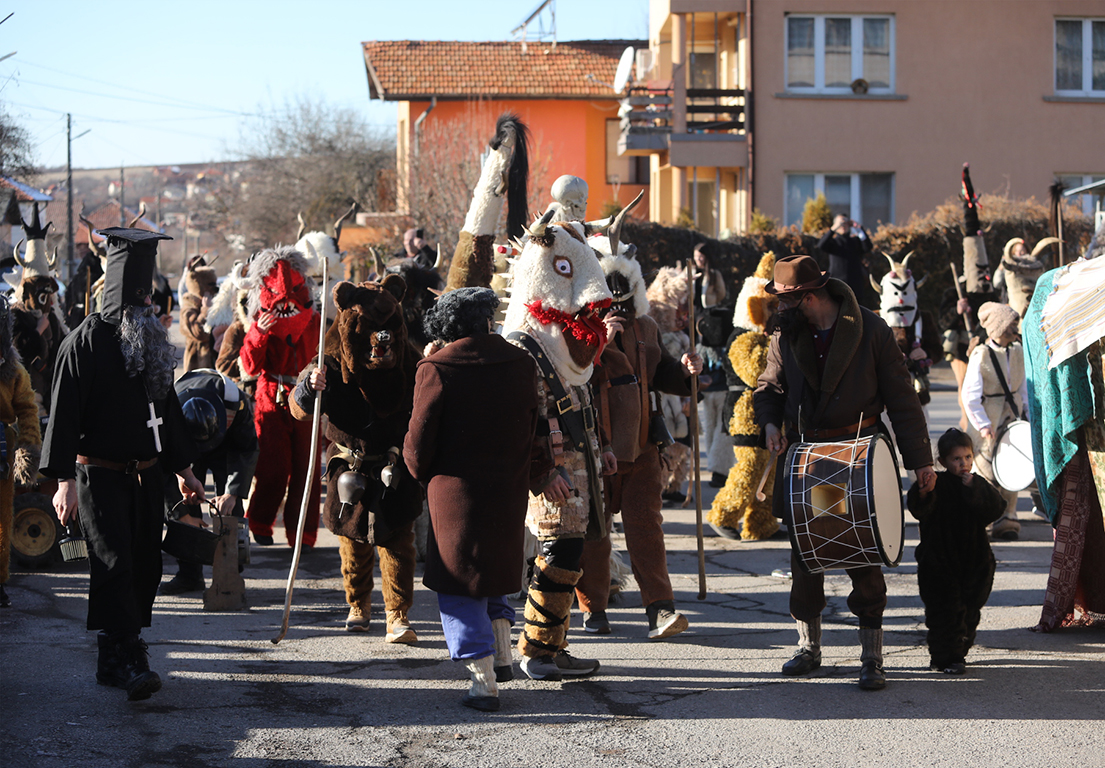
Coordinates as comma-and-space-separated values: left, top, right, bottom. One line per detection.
978, 301, 1020, 340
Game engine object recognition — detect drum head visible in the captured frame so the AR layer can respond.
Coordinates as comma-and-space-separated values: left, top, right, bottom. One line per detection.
992, 420, 1035, 492
868, 434, 904, 567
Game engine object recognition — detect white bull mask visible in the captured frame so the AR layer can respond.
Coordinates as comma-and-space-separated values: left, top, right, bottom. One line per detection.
871, 252, 925, 328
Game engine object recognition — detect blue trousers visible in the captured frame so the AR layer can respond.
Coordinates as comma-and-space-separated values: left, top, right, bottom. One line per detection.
437, 593, 515, 661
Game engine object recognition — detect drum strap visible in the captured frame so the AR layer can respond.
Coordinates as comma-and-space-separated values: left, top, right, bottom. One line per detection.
986, 347, 1020, 420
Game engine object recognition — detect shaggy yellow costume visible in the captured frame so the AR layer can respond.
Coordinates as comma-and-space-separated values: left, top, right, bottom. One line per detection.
709, 253, 779, 540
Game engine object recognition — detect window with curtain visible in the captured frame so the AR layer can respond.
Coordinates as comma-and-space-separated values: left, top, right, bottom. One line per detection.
785, 173, 894, 229
1055, 18, 1105, 94
786, 15, 895, 93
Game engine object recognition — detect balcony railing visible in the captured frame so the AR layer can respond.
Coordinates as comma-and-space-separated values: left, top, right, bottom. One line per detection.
618, 86, 746, 155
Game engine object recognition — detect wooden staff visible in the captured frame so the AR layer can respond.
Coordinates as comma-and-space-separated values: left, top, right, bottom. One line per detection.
273, 242, 328, 644
687, 260, 707, 600
949, 261, 975, 334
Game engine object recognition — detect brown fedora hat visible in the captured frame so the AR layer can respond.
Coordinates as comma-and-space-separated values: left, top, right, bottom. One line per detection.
765, 254, 829, 295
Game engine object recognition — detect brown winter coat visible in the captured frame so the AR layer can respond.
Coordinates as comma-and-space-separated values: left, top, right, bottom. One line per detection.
179, 292, 216, 371
404, 334, 539, 597
754, 278, 932, 517
595, 314, 691, 464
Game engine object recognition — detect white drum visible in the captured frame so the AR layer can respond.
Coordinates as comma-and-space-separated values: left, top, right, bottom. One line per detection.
992, 420, 1035, 492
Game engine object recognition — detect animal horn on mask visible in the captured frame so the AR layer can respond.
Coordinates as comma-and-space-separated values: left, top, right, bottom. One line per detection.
333, 201, 357, 245
900, 251, 915, 271
80, 214, 107, 260
525, 207, 558, 239
607, 190, 645, 259
296, 212, 307, 242
126, 202, 147, 229
49, 246, 58, 269
1030, 237, 1060, 259
13, 238, 25, 267
433, 243, 444, 271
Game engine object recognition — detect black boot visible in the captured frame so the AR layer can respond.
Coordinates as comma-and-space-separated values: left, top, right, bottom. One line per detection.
159, 560, 205, 595
97, 632, 162, 701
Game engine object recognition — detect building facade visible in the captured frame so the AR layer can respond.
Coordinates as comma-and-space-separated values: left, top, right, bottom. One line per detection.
628, 0, 1103, 236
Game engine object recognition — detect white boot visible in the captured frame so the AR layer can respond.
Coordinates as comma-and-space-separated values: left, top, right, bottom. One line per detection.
492, 618, 513, 682
462, 655, 500, 711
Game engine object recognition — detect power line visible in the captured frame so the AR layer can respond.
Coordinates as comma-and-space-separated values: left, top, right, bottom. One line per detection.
12, 76, 256, 115
10, 57, 260, 116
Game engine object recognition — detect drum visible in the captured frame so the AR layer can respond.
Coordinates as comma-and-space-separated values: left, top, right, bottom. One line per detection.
783, 433, 904, 573
991, 420, 1035, 492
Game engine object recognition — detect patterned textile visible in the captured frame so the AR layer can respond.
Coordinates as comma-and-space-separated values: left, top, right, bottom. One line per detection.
1022, 270, 1098, 523
1033, 448, 1105, 632
1040, 257, 1105, 370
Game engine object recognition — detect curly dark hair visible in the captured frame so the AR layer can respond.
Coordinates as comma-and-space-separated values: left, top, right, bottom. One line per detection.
423, 287, 500, 343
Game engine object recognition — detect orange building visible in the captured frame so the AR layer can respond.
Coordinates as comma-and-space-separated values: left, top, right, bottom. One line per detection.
362, 39, 649, 223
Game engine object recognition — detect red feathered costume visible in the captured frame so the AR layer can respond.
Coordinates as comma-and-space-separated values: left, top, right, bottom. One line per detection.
241, 247, 322, 546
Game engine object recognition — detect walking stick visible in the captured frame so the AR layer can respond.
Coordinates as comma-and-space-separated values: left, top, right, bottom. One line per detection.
686, 260, 707, 600
273, 243, 328, 644
949, 262, 975, 334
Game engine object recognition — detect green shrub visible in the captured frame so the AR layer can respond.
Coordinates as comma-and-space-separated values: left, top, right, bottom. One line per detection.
801, 193, 833, 234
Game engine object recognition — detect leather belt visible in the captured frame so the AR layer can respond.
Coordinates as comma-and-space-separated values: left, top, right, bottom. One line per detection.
806, 416, 877, 441
77, 455, 159, 474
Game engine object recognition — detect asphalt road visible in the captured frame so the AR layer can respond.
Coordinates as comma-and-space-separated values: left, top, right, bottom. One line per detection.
2, 362, 1102, 768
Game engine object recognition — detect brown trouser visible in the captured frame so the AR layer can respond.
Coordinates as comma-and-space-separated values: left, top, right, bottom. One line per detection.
577, 447, 673, 612
789, 551, 887, 629
339, 522, 416, 614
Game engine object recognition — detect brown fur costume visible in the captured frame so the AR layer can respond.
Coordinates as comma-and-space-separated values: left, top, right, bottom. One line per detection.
0, 296, 42, 585
290, 276, 422, 634
710, 254, 780, 540
179, 257, 218, 371
647, 266, 694, 497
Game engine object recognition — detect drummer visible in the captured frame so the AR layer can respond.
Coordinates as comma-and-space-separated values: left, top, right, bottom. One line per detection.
961, 302, 1026, 540
754, 255, 934, 691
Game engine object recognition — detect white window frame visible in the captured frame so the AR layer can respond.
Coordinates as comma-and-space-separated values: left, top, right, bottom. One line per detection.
784, 172, 895, 228
785, 14, 896, 94
1054, 17, 1105, 96
1057, 174, 1105, 216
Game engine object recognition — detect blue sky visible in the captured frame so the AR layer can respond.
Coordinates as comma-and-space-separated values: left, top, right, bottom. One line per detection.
1, 0, 648, 171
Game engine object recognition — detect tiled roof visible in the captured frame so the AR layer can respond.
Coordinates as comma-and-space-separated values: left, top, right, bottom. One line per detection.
362, 39, 645, 100
0, 176, 53, 203
79, 201, 160, 243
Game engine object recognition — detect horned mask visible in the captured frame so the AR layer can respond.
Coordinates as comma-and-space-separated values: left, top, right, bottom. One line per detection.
871, 252, 925, 328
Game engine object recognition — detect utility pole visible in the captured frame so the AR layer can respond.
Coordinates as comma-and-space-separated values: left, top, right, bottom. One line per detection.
119, 165, 125, 225
66, 113, 73, 282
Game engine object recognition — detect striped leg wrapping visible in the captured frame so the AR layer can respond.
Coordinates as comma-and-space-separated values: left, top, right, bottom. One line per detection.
517, 555, 582, 658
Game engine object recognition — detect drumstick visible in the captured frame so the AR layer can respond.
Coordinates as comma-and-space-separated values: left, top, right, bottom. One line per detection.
755, 449, 778, 502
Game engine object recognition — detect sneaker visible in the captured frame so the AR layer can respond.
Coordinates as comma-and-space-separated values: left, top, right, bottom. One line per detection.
858, 660, 886, 690
991, 519, 1020, 541
158, 574, 205, 596
385, 612, 418, 644
583, 611, 611, 635
781, 648, 821, 676
345, 604, 370, 632
930, 661, 966, 675
646, 600, 688, 640
553, 650, 600, 677
253, 533, 274, 546
710, 523, 741, 540
661, 491, 686, 503
709, 472, 727, 488
520, 654, 562, 682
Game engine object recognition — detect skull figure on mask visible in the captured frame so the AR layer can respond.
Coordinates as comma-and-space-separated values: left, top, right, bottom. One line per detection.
551, 175, 589, 222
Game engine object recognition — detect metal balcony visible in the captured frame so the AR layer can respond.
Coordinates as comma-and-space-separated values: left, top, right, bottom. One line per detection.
618, 86, 747, 157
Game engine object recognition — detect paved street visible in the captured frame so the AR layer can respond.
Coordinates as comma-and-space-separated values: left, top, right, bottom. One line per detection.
2, 363, 1102, 768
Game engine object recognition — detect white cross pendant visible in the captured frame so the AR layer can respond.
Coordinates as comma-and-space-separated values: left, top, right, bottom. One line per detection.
146, 402, 164, 453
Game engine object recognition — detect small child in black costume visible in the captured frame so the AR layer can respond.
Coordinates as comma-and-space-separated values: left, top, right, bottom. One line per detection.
907, 428, 1006, 674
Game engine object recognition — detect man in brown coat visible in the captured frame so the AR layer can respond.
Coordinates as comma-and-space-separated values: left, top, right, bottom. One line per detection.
404, 288, 539, 712
179, 256, 218, 371
576, 230, 702, 639
754, 255, 935, 691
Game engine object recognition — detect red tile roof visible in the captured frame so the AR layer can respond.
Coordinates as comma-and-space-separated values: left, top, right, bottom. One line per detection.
0, 176, 53, 203
362, 39, 644, 100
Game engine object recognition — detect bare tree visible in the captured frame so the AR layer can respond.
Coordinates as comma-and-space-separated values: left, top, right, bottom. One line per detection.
405, 104, 553, 254
230, 96, 394, 248
0, 103, 36, 181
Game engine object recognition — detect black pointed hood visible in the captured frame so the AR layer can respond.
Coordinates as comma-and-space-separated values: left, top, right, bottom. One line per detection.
97, 227, 172, 324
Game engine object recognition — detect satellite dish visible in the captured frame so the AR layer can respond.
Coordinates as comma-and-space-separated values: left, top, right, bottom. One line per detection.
613, 46, 635, 92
